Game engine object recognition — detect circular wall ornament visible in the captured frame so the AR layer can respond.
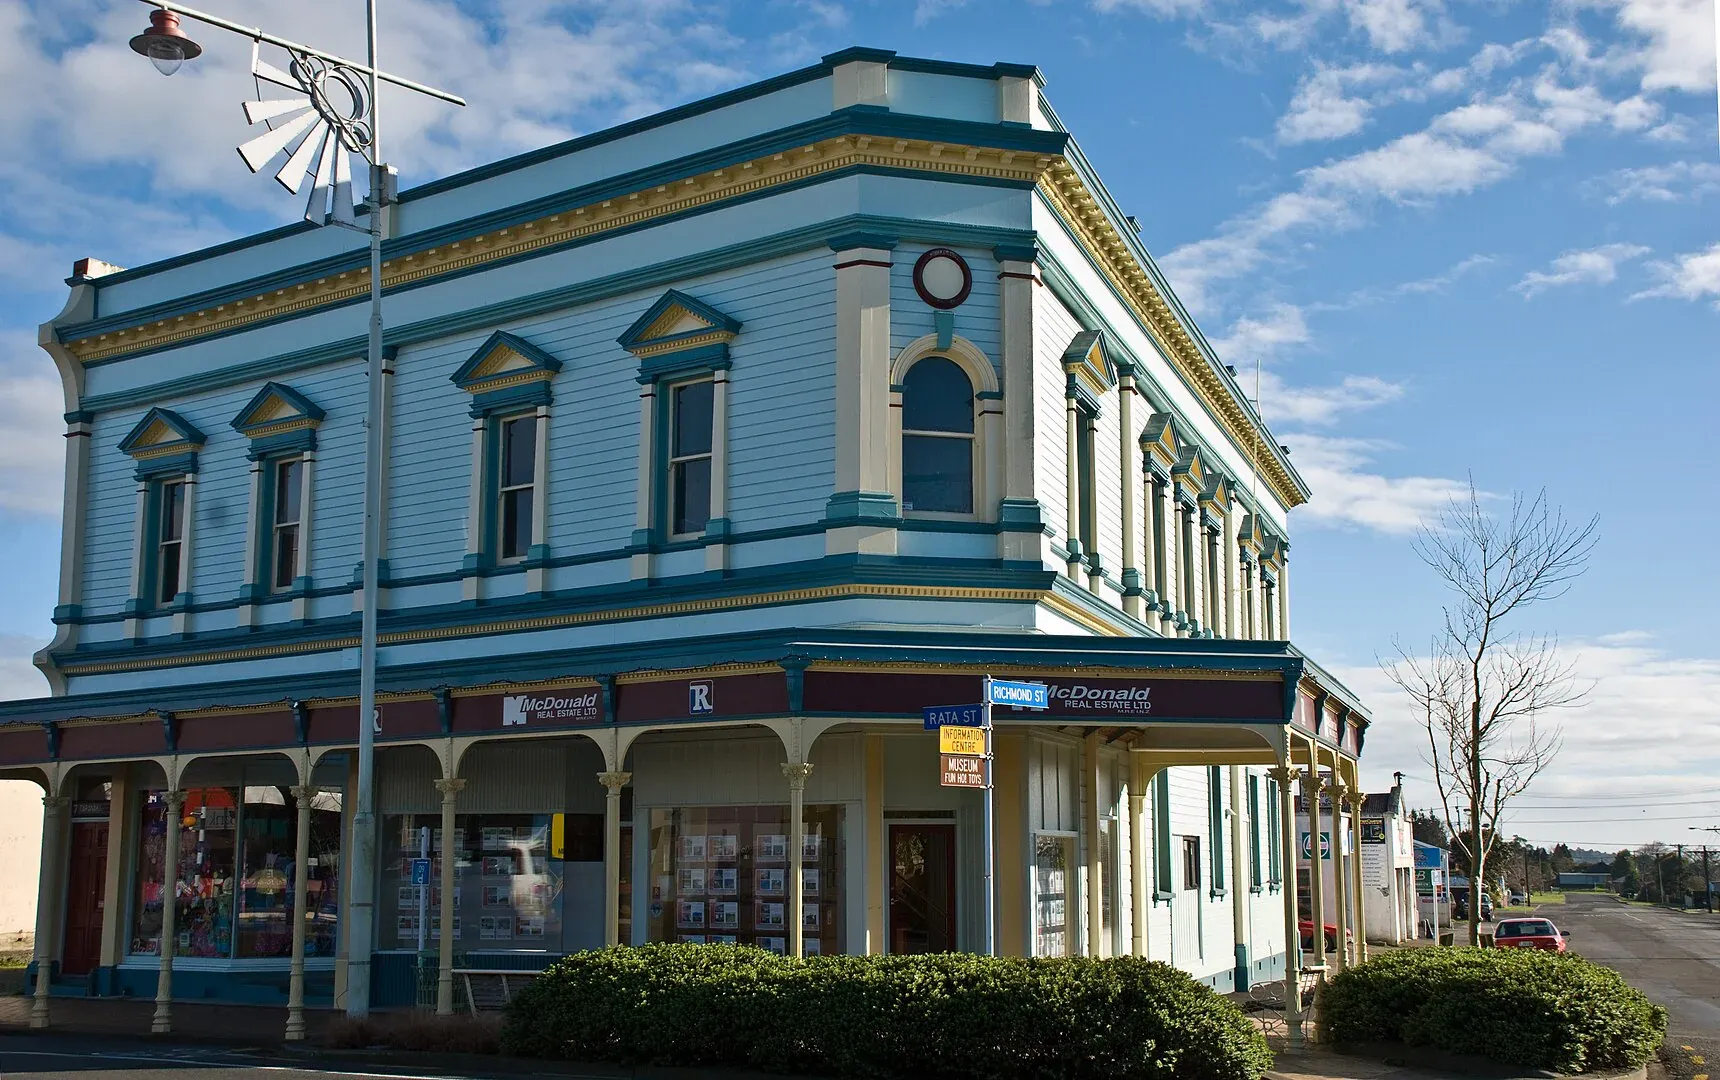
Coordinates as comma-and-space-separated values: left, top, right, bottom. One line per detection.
913, 248, 973, 310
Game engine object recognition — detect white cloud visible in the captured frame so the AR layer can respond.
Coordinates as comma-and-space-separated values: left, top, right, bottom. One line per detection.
1632, 241, 1720, 305
1282, 433, 1471, 533
1592, 160, 1720, 202
1341, 635, 1720, 849
1277, 63, 1404, 144
1343, 0, 1438, 53
1513, 242, 1651, 297
1597, 0, 1719, 93
1305, 130, 1514, 200
1262, 372, 1407, 426
1211, 302, 1313, 362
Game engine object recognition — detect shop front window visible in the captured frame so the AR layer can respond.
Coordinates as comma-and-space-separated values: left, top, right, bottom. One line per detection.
645, 805, 844, 955
1033, 833, 1074, 958
129, 780, 343, 960
380, 813, 578, 951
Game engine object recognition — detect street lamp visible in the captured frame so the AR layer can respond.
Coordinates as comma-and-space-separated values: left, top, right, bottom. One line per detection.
129, 1, 464, 1020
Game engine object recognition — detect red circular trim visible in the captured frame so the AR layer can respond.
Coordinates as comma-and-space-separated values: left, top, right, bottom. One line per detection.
912, 248, 973, 310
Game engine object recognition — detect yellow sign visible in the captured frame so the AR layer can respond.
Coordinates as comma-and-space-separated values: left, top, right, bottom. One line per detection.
939, 725, 986, 756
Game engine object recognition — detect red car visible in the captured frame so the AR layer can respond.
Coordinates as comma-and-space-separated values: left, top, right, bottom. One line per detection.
1493, 917, 1567, 952
1298, 920, 1351, 952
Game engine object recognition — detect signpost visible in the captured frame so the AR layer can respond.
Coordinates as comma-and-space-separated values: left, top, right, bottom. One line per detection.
925, 676, 1048, 956
414, 827, 430, 953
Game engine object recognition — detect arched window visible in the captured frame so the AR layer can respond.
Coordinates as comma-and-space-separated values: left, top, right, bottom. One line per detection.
902, 356, 974, 514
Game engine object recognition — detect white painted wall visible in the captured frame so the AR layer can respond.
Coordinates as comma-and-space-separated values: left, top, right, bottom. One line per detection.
0, 780, 42, 941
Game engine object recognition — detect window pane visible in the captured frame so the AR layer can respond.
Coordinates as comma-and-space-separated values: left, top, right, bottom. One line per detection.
159, 481, 184, 542
673, 380, 714, 457
158, 543, 181, 605
902, 357, 973, 434
903, 434, 972, 514
674, 457, 711, 535
130, 788, 239, 958
273, 525, 298, 590
274, 460, 302, 526
501, 488, 533, 559
502, 416, 536, 489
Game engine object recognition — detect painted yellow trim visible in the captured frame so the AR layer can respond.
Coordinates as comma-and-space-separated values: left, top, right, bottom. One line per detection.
626, 330, 738, 360
462, 369, 556, 397
241, 416, 319, 440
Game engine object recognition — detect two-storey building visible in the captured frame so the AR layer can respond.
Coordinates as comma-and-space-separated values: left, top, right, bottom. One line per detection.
3, 49, 1373, 1033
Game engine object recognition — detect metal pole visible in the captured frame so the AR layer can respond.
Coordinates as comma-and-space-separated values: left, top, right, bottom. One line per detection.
344, 0, 385, 1020
416, 826, 428, 953
982, 676, 996, 957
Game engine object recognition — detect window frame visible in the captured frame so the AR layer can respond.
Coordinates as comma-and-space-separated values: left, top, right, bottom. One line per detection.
665, 375, 717, 540
1075, 406, 1099, 557
1152, 771, 1174, 900
264, 455, 305, 594
150, 475, 188, 610
1208, 765, 1226, 897
1181, 835, 1201, 892
492, 411, 539, 565
899, 354, 978, 519
1248, 774, 1264, 892
1266, 776, 1283, 886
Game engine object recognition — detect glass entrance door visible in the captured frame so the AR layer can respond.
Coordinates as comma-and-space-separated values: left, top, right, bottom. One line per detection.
888, 823, 956, 953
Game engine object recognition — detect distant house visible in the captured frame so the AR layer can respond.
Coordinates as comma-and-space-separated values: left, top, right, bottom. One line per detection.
1557, 872, 1611, 890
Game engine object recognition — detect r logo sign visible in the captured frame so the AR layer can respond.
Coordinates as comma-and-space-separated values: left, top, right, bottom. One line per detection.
689, 681, 714, 715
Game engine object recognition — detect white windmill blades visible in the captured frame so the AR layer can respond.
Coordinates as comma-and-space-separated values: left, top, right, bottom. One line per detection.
238, 50, 358, 226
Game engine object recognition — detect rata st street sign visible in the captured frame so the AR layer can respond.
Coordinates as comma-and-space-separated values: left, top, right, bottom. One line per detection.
923, 704, 984, 730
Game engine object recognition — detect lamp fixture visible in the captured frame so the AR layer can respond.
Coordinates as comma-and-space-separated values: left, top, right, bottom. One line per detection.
130, 8, 202, 76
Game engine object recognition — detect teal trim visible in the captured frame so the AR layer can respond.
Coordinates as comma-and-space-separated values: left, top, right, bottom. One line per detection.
230, 382, 325, 436
992, 242, 1038, 264
825, 490, 900, 525
469, 380, 552, 418
636, 343, 732, 384
451, 331, 563, 391
1120, 567, 1143, 597
618, 290, 741, 352
1267, 775, 1282, 884
828, 230, 899, 251
244, 427, 316, 460
14, 621, 1303, 728
133, 451, 199, 482
1153, 770, 1173, 897
933, 310, 954, 350
69, 113, 1064, 353
1248, 773, 1263, 890
996, 497, 1045, 534
1234, 945, 1250, 992
1060, 329, 1117, 390
78, 213, 1036, 414
1209, 765, 1226, 894
118, 407, 204, 457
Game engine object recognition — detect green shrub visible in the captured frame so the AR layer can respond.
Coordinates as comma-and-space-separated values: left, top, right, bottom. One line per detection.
501, 943, 1272, 1080
1322, 947, 1667, 1074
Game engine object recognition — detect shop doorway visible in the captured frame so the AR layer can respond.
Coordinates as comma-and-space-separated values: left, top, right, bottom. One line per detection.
62, 822, 109, 976
888, 823, 956, 953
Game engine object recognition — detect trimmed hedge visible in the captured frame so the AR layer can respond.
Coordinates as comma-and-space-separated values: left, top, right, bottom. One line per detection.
1321, 947, 1666, 1075
501, 944, 1272, 1080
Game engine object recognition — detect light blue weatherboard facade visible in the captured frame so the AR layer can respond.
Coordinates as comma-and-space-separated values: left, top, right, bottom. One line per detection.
8, 49, 1368, 1017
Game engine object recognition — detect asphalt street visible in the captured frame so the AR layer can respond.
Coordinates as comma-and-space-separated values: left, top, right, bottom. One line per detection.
0, 1038, 600, 1080
1552, 892, 1719, 1079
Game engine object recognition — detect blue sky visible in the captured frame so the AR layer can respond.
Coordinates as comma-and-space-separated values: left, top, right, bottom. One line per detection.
0, 0, 1715, 850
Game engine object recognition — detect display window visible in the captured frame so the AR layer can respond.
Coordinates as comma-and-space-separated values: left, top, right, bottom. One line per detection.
1033, 833, 1074, 958
644, 805, 843, 954
129, 784, 342, 959
381, 813, 594, 951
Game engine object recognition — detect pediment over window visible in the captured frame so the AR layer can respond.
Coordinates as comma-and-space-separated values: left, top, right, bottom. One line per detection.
231, 382, 325, 436
1171, 444, 1206, 505
118, 407, 205, 459
618, 290, 742, 361
1200, 471, 1231, 508
1139, 411, 1179, 477
1060, 329, 1118, 399
450, 331, 564, 396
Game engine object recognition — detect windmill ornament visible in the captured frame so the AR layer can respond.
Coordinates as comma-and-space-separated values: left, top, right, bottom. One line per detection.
239, 41, 371, 226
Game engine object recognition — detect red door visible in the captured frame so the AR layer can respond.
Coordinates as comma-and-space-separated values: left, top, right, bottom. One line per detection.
61, 822, 108, 976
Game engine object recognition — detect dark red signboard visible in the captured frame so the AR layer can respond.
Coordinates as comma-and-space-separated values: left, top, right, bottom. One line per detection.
805, 670, 1282, 722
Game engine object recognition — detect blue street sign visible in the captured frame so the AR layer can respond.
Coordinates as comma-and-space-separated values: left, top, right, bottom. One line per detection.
410, 857, 432, 886
988, 679, 1049, 710
923, 704, 985, 730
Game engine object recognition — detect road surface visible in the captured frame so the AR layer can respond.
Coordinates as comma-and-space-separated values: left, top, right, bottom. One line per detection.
1555, 892, 1719, 1079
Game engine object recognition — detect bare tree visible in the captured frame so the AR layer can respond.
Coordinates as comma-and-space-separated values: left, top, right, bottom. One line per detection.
1386, 482, 1596, 945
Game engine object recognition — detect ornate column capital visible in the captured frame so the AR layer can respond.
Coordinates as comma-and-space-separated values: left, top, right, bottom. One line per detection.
597, 771, 631, 794
434, 777, 467, 798
1267, 764, 1298, 785
41, 794, 72, 814
162, 789, 186, 811
781, 762, 814, 791
288, 785, 314, 804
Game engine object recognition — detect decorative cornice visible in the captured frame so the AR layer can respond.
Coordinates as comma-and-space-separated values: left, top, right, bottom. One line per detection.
1034, 161, 1305, 509
62, 134, 1048, 365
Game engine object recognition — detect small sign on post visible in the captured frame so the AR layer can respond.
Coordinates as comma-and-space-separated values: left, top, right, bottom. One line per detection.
938, 725, 986, 756
923, 704, 984, 730
988, 679, 1050, 710
410, 857, 432, 886
940, 753, 988, 788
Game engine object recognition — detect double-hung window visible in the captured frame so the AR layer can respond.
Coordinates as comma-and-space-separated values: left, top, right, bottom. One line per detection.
269, 457, 304, 592
154, 477, 187, 608
497, 413, 538, 563
901, 356, 974, 515
668, 379, 714, 537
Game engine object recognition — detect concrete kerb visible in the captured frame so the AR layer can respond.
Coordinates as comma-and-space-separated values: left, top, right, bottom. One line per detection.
1265, 1042, 1650, 1080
